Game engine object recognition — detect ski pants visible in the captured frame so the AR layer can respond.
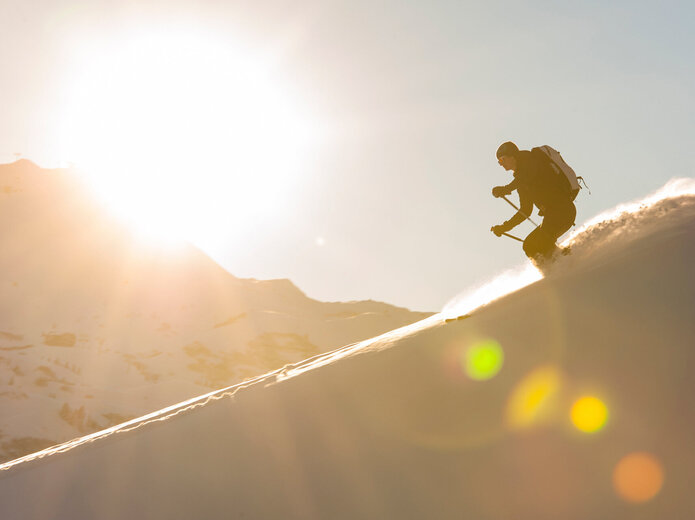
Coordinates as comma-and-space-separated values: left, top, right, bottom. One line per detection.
523, 202, 576, 260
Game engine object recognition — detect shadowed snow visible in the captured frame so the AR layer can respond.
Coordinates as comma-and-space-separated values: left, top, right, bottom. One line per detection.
1, 180, 694, 520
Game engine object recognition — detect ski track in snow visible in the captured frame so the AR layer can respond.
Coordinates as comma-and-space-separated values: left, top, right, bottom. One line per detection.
2, 178, 693, 473
0, 314, 441, 472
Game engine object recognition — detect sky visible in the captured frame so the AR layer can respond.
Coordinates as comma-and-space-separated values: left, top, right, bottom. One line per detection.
1, 0, 693, 311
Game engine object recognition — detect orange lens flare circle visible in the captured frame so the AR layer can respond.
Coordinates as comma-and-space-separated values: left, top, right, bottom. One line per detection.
613, 452, 664, 503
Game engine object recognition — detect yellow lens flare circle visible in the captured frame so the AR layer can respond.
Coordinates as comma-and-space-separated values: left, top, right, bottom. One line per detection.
613, 452, 665, 503
464, 340, 504, 381
506, 365, 563, 429
570, 396, 609, 433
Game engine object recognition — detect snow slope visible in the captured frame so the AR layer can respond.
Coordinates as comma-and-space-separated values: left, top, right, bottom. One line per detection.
0, 182, 694, 519
0, 159, 431, 461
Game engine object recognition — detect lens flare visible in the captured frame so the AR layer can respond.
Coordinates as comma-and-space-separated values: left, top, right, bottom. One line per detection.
506, 365, 562, 429
465, 340, 504, 381
570, 396, 608, 433
613, 452, 664, 503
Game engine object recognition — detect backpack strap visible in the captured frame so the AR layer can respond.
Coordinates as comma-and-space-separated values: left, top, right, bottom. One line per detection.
576, 176, 591, 195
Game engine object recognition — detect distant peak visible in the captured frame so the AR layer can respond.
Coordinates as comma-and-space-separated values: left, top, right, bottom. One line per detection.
8, 158, 39, 169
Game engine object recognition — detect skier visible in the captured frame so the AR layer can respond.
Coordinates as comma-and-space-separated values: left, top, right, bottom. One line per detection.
490, 141, 577, 266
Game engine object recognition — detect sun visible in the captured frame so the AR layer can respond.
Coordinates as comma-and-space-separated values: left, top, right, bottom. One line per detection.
58, 28, 318, 245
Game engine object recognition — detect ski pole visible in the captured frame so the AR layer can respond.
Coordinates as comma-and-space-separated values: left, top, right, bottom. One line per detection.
490, 227, 524, 242
501, 195, 540, 228
501, 231, 523, 242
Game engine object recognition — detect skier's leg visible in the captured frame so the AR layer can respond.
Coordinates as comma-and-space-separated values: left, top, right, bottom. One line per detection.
527, 203, 576, 263
544, 203, 576, 240
523, 227, 555, 260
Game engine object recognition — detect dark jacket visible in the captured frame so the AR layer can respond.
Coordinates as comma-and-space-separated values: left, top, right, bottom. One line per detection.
502, 149, 574, 230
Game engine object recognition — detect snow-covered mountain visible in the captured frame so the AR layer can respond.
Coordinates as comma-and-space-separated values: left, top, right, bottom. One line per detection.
0, 159, 431, 461
1, 180, 693, 519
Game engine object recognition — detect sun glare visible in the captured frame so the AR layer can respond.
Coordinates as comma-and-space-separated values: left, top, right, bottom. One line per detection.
58, 28, 318, 244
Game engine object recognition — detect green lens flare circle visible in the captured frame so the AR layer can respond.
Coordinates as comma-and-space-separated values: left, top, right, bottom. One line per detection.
465, 340, 504, 381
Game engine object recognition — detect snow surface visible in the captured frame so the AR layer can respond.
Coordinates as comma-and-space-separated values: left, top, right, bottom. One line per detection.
0, 180, 694, 519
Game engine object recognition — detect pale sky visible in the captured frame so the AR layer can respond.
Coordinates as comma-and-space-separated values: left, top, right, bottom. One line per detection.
1, 0, 693, 311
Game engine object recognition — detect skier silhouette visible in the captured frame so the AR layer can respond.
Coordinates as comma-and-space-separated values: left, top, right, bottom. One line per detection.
491, 141, 577, 266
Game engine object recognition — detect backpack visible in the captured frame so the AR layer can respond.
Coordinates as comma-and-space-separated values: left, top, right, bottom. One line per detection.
532, 145, 586, 202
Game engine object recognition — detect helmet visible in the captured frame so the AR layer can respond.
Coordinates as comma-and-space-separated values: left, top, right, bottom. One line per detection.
496, 141, 519, 159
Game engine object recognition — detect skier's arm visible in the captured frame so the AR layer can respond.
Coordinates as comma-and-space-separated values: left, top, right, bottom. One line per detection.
491, 178, 518, 198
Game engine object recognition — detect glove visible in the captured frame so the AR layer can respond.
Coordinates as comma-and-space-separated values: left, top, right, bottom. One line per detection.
491, 224, 507, 237
492, 185, 510, 198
